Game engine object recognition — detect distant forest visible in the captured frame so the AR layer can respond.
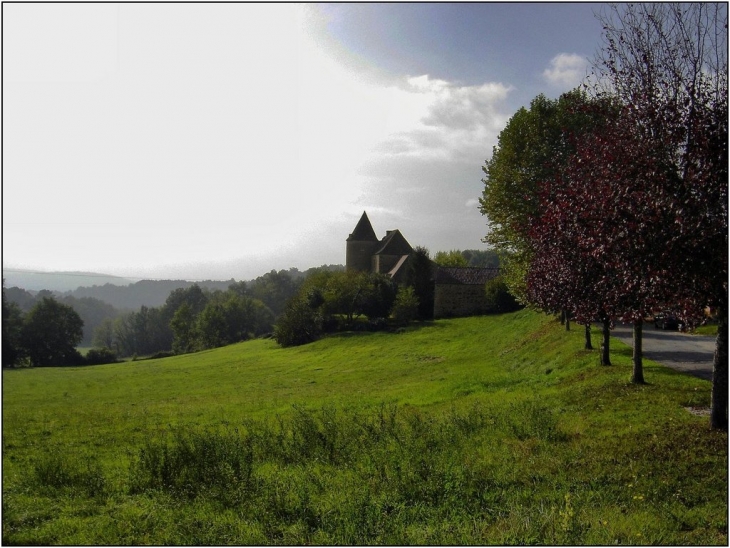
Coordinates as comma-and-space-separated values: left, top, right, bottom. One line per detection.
3, 250, 499, 350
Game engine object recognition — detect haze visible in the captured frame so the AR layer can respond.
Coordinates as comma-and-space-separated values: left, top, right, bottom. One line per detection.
3, 3, 604, 280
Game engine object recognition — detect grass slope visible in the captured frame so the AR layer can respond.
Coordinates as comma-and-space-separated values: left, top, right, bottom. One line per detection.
2, 310, 726, 545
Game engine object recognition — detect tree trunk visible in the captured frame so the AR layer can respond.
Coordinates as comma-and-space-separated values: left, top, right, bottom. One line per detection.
560, 310, 566, 325
631, 320, 645, 384
601, 320, 611, 366
710, 300, 728, 431
565, 311, 570, 331
584, 323, 593, 350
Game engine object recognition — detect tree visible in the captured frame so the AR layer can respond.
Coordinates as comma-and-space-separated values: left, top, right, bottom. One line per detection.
21, 297, 84, 366
2, 285, 25, 367
197, 302, 228, 350
358, 273, 397, 320
484, 276, 522, 314
273, 296, 322, 348
391, 286, 419, 325
195, 293, 274, 350
433, 250, 468, 267
480, 90, 616, 301
593, 3, 728, 426
404, 246, 434, 320
170, 303, 198, 355
461, 249, 500, 268
248, 270, 301, 317
92, 317, 116, 350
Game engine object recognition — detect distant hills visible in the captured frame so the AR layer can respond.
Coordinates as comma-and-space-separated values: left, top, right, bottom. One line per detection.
2, 265, 346, 311
2, 269, 136, 293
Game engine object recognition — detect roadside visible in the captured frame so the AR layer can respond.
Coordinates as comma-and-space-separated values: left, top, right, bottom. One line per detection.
611, 323, 716, 381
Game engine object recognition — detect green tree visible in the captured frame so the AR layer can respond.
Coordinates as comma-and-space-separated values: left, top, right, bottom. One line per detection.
405, 246, 434, 320
358, 273, 397, 320
2, 285, 25, 367
197, 302, 228, 350
433, 250, 468, 267
21, 297, 84, 366
322, 270, 369, 325
170, 303, 198, 355
248, 270, 301, 317
91, 317, 116, 350
484, 276, 522, 314
391, 286, 419, 325
273, 296, 322, 347
461, 249, 500, 268
479, 90, 615, 301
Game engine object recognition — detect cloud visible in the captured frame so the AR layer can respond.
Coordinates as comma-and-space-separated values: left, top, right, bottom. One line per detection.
542, 53, 589, 89
370, 75, 512, 161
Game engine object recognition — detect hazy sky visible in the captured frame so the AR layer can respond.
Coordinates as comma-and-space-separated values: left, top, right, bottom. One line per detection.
3, 3, 606, 281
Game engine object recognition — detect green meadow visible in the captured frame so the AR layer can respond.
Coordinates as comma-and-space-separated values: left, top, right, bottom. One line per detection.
2, 310, 727, 545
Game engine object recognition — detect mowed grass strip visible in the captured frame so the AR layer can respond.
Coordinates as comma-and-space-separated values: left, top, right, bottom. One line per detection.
3, 310, 726, 545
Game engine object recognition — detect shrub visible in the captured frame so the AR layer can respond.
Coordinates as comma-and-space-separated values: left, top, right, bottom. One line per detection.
391, 287, 419, 325
484, 276, 523, 313
84, 347, 118, 365
273, 298, 322, 347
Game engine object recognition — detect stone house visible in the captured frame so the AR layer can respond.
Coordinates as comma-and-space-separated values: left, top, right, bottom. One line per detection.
345, 211, 500, 318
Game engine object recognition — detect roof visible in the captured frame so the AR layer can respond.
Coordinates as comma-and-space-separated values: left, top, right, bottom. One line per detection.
386, 254, 411, 279
434, 267, 501, 285
346, 211, 378, 242
374, 229, 413, 256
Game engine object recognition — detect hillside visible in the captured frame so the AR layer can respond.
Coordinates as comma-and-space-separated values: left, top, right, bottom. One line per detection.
2, 310, 726, 544
2, 269, 135, 293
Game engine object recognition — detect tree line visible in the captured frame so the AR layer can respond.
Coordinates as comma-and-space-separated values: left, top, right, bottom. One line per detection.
2, 250, 503, 366
480, 4, 727, 430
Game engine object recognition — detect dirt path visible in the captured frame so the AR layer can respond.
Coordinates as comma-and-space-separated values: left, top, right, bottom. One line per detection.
611, 323, 716, 381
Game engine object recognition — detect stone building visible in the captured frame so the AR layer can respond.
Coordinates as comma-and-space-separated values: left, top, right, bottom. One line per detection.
345, 211, 500, 318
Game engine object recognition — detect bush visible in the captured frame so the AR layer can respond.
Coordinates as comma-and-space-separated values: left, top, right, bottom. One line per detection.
84, 347, 118, 365
484, 276, 523, 313
391, 287, 419, 325
273, 298, 322, 347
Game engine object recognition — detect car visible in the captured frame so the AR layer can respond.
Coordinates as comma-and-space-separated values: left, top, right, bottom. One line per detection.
654, 312, 679, 330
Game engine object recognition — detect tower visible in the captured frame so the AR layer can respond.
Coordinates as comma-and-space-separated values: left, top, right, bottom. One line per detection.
346, 211, 379, 272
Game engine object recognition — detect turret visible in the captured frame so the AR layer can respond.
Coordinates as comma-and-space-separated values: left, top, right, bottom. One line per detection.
346, 211, 379, 272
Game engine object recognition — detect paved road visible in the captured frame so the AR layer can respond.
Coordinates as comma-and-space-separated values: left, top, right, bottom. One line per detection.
611, 323, 716, 381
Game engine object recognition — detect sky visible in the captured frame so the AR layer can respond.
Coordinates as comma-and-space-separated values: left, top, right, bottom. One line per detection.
3, 3, 607, 281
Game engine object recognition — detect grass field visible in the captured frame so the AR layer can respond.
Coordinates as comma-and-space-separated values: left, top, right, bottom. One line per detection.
2, 310, 727, 544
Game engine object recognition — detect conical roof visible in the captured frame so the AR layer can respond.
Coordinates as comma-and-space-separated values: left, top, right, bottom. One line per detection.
347, 211, 378, 242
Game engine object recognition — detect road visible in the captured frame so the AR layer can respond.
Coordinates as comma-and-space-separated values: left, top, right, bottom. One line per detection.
611, 323, 716, 381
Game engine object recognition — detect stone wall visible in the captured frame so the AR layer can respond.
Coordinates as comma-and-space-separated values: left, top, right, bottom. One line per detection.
433, 283, 490, 318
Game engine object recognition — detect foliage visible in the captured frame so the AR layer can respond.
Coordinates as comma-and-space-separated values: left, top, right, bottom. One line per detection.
84, 347, 118, 365
484, 276, 522, 314
391, 286, 419, 325
404, 246, 434, 320
461, 249, 500, 268
91, 318, 115, 350
356, 273, 397, 321
588, 3, 728, 417
273, 296, 322, 348
20, 297, 84, 367
479, 90, 617, 301
170, 303, 199, 355
248, 270, 302, 317
196, 293, 274, 350
433, 250, 468, 267
2, 286, 26, 367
